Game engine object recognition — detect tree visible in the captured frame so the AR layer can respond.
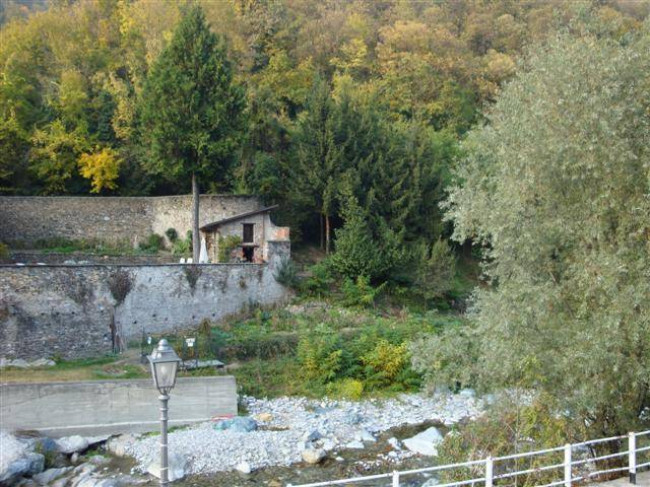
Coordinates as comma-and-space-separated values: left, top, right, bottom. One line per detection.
437, 27, 650, 437
140, 4, 245, 260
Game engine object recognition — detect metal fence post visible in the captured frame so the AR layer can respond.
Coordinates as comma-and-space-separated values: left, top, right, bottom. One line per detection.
564, 443, 572, 487
392, 470, 399, 487
485, 457, 493, 487
629, 432, 637, 485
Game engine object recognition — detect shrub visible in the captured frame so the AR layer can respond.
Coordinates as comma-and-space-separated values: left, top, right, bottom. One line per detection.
341, 275, 386, 308
302, 261, 335, 295
413, 238, 456, 301
361, 339, 410, 387
218, 235, 242, 262
140, 233, 164, 252
165, 228, 179, 243
297, 324, 343, 383
172, 231, 192, 256
326, 378, 364, 400
274, 258, 299, 288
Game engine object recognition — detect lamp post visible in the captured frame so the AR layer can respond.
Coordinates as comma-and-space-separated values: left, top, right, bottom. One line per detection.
148, 339, 181, 486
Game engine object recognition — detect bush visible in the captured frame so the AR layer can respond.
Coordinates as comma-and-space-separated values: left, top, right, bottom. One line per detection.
172, 231, 192, 256
297, 324, 343, 383
302, 261, 335, 295
361, 339, 410, 387
326, 378, 364, 400
140, 233, 164, 252
274, 258, 299, 288
218, 235, 242, 262
341, 275, 386, 308
413, 239, 456, 301
165, 228, 179, 243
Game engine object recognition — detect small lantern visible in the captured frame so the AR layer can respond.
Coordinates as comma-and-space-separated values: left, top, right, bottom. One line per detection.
148, 339, 181, 395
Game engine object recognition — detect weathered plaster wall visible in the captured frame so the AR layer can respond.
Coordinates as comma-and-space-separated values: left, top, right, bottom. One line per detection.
0, 377, 237, 437
0, 262, 290, 360
0, 195, 261, 246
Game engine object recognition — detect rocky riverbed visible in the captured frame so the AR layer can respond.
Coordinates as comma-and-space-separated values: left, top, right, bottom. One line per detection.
1, 391, 482, 486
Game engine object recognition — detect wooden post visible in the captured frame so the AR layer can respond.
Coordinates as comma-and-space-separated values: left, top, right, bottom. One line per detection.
485, 457, 493, 487
564, 444, 572, 487
392, 470, 399, 487
629, 432, 637, 484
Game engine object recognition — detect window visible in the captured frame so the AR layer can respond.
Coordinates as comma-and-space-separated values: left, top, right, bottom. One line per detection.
243, 223, 254, 243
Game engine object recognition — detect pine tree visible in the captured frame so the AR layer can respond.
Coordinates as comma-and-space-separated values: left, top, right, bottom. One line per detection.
140, 4, 245, 260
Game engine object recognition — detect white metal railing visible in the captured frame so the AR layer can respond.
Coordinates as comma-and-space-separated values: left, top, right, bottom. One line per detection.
287, 429, 650, 487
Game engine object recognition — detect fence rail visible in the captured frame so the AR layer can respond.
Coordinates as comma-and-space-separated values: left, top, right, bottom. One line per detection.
288, 430, 650, 487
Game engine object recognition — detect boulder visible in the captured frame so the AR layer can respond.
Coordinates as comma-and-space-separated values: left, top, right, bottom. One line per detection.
33, 467, 73, 485
0, 453, 45, 485
56, 436, 89, 455
147, 453, 186, 482
0, 432, 29, 474
355, 429, 376, 443
235, 462, 252, 474
422, 478, 440, 486
301, 448, 326, 465
403, 427, 444, 456
302, 430, 322, 443
459, 388, 476, 398
254, 412, 273, 422
212, 417, 258, 433
105, 435, 136, 458
29, 358, 56, 368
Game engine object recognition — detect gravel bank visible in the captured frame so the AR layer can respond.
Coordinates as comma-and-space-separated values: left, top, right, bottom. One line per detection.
124, 392, 482, 476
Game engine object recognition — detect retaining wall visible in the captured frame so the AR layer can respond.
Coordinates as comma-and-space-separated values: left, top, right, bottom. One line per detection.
0, 255, 291, 360
0, 376, 237, 437
0, 195, 261, 246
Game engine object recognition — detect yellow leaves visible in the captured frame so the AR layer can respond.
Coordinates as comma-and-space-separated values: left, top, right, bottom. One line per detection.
78, 147, 121, 193
362, 339, 409, 381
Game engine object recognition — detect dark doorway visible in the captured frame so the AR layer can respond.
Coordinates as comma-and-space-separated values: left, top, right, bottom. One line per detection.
242, 246, 254, 262
243, 223, 254, 243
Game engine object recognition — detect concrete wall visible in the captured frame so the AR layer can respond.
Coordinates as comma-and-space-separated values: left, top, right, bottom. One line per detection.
0, 262, 290, 360
0, 376, 237, 437
0, 195, 261, 246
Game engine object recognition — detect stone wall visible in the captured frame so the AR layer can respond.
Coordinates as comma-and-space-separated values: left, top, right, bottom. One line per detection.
0, 376, 237, 437
0, 262, 290, 360
0, 195, 261, 246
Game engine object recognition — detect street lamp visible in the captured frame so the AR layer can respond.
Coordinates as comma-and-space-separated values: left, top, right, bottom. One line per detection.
148, 339, 181, 486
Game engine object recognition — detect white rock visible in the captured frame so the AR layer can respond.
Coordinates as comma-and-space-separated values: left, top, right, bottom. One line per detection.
147, 452, 186, 482
344, 440, 364, 449
387, 437, 401, 450
422, 478, 440, 486
0, 431, 28, 474
301, 448, 326, 465
235, 461, 252, 474
403, 427, 444, 456
33, 467, 73, 485
356, 429, 376, 443
56, 436, 89, 454
106, 435, 136, 457
8, 359, 29, 368
459, 388, 476, 398
29, 358, 56, 368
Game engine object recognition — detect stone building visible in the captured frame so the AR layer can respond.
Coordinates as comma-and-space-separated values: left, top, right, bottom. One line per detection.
199, 205, 290, 264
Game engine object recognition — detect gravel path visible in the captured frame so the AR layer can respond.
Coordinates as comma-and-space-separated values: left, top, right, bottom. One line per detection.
124, 392, 482, 476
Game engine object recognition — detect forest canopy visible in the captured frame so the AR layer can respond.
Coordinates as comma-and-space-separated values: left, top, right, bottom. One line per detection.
0, 0, 648, 250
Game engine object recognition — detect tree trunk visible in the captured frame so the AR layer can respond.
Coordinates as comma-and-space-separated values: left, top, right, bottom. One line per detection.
320, 214, 324, 251
192, 172, 200, 262
325, 214, 331, 254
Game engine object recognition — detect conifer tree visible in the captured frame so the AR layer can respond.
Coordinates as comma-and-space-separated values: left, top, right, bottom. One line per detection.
140, 5, 245, 260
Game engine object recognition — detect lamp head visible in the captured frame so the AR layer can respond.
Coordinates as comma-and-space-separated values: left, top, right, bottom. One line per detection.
148, 339, 181, 394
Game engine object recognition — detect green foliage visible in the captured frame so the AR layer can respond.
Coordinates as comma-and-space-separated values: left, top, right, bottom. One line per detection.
301, 261, 335, 296
297, 324, 343, 383
274, 257, 299, 288
438, 397, 577, 485
341, 275, 386, 308
135, 233, 164, 253
413, 239, 457, 302
326, 378, 364, 400
218, 235, 242, 262
139, 4, 245, 188
172, 230, 193, 256
442, 27, 650, 436
361, 340, 410, 388
165, 228, 178, 243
